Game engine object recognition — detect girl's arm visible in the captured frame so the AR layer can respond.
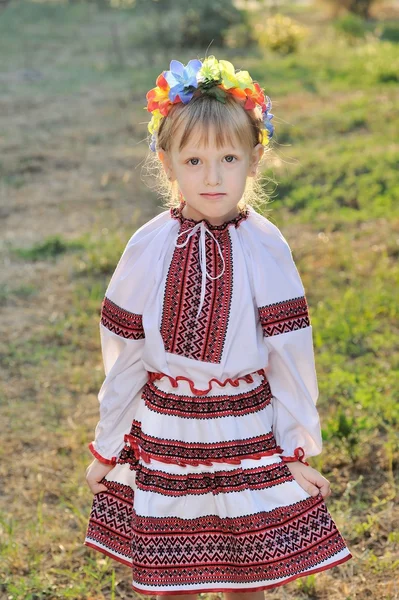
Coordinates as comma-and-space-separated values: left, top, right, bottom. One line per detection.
88, 320, 148, 464
262, 311, 323, 465
251, 217, 323, 466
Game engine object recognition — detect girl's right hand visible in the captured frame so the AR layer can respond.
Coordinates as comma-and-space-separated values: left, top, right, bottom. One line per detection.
86, 458, 115, 494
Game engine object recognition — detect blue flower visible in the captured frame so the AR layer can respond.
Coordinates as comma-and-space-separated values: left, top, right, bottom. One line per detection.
263, 118, 274, 138
263, 111, 274, 123
149, 132, 157, 152
164, 59, 202, 104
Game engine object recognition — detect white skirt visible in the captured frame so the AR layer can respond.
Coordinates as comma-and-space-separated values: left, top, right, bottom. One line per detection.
84, 368, 352, 595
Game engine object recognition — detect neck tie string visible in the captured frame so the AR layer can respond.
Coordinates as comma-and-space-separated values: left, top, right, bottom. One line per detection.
174, 222, 226, 318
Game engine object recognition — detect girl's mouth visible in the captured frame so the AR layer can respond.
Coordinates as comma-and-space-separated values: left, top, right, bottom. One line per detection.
200, 193, 226, 198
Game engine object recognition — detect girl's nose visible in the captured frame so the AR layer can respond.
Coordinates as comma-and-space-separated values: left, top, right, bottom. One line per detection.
204, 164, 222, 186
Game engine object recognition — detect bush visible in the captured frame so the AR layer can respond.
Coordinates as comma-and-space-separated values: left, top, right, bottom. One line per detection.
179, 0, 243, 48
254, 14, 308, 55
333, 13, 368, 41
324, 0, 377, 19
224, 22, 255, 50
123, 0, 242, 50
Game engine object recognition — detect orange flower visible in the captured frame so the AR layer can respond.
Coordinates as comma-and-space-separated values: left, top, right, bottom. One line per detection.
227, 87, 247, 102
245, 81, 267, 112
146, 72, 174, 116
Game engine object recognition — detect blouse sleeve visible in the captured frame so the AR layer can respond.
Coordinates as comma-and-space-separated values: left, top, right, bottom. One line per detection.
88, 301, 149, 464
252, 217, 323, 465
87, 226, 156, 464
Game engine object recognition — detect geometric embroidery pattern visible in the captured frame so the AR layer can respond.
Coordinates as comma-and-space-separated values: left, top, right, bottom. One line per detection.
134, 462, 295, 496
130, 494, 349, 588
86, 480, 351, 588
170, 204, 249, 233
84, 207, 353, 588
85, 479, 133, 564
142, 374, 273, 419
119, 419, 283, 468
161, 215, 239, 363
258, 296, 310, 337
100, 296, 144, 339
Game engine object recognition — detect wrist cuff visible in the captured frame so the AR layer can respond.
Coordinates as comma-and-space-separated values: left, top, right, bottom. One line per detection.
88, 442, 117, 465
280, 446, 310, 466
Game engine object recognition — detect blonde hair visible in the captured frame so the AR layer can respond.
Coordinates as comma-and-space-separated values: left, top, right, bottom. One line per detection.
141, 93, 274, 213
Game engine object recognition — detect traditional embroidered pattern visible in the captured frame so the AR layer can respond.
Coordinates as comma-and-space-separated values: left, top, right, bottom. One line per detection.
160, 220, 233, 363
170, 204, 249, 231
130, 504, 348, 588
100, 296, 145, 339
135, 463, 294, 496
120, 419, 282, 467
131, 496, 346, 582
142, 375, 273, 419
86, 479, 351, 588
133, 493, 325, 533
258, 296, 310, 337
86, 479, 133, 564
85, 208, 353, 590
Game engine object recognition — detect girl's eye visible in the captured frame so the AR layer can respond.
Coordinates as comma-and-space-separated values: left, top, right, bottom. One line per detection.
187, 155, 237, 166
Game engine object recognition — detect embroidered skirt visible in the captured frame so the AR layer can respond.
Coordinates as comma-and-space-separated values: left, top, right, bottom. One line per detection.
84, 369, 352, 595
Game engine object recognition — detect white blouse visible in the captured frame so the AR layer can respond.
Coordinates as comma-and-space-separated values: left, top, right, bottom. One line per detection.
88, 203, 323, 465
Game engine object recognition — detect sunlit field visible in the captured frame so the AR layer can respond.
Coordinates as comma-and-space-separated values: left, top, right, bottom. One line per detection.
0, 0, 398, 598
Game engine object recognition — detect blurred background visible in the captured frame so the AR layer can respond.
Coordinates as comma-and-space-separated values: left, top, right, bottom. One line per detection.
0, 0, 398, 598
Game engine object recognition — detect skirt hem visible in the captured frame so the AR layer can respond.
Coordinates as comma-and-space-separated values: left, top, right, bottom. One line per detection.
84, 540, 353, 595
84, 540, 132, 568
130, 552, 353, 595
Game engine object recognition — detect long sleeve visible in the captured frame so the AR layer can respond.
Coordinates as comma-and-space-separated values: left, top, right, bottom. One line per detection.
87, 218, 165, 464
261, 302, 322, 464
248, 213, 323, 465
88, 312, 148, 464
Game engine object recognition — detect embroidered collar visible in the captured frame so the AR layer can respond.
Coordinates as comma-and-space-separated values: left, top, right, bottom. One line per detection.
171, 201, 249, 321
170, 201, 249, 231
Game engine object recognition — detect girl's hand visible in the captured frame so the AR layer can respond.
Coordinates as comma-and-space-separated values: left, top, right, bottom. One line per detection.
285, 461, 332, 499
86, 458, 115, 495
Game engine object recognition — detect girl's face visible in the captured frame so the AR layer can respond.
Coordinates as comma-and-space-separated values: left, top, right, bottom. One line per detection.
158, 124, 264, 225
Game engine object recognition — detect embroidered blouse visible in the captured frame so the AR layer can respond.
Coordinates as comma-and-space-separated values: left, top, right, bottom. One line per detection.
88, 202, 323, 466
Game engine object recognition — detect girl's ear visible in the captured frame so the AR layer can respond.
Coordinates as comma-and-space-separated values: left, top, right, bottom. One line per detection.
158, 149, 175, 182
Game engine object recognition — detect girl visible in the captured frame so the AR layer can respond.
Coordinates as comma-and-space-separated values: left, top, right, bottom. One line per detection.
84, 56, 353, 597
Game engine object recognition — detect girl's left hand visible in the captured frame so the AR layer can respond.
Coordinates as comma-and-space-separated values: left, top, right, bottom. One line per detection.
285, 461, 332, 499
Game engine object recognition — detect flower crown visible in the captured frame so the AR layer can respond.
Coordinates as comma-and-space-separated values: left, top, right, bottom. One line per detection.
145, 55, 274, 152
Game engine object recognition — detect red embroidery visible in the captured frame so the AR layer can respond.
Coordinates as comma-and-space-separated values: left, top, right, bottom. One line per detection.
258, 296, 310, 337
119, 419, 283, 468
100, 296, 144, 340
160, 219, 233, 363
86, 479, 351, 589
129, 496, 349, 588
135, 463, 293, 496
85, 479, 133, 563
170, 202, 249, 231
143, 374, 273, 419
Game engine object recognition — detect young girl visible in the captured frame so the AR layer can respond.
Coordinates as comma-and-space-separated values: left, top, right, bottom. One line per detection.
84, 55, 353, 597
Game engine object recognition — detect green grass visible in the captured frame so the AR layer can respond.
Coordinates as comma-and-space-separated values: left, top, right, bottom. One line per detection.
1, 0, 398, 598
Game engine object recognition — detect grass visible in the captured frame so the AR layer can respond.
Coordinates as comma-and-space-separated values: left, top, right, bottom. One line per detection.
0, 0, 398, 598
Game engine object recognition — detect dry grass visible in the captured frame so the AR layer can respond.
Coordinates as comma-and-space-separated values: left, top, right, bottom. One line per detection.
1, 1, 398, 598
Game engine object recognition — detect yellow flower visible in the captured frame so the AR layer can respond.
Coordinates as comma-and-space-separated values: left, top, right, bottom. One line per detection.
148, 109, 163, 134
219, 60, 255, 91
198, 55, 221, 82
260, 129, 270, 146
